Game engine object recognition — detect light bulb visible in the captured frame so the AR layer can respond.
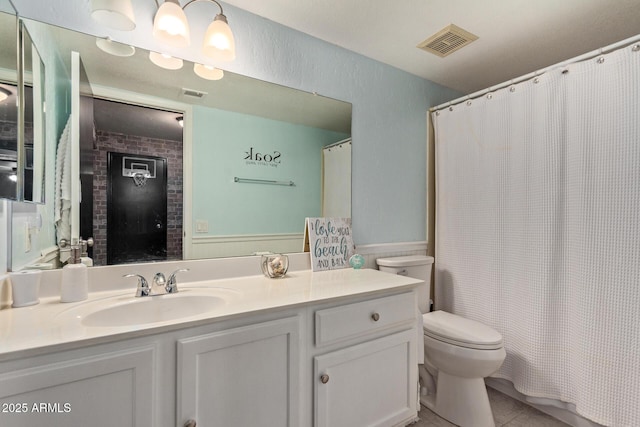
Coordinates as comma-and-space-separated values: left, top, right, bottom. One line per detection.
153, 1, 190, 48
194, 63, 224, 80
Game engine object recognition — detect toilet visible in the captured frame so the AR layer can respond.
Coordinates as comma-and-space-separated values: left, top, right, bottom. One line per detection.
376, 255, 505, 427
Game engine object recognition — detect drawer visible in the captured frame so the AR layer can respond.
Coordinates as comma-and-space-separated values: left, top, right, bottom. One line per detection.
315, 292, 416, 347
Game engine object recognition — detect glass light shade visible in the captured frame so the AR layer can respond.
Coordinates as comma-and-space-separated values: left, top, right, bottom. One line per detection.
153, 1, 190, 48
96, 37, 135, 57
202, 15, 236, 62
149, 52, 184, 70
194, 63, 224, 80
0, 88, 9, 103
91, 0, 136, 31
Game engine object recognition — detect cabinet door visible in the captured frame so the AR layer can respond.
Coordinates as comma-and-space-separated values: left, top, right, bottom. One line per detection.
0, 346, 155, 427
177, 316, 301, 427
314, 329, 417, 427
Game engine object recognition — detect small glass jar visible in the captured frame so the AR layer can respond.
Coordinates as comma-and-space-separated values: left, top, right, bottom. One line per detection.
261, 254, 289, 278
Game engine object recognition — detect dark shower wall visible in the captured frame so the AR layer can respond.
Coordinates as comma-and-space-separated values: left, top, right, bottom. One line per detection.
93, 130, 183, 266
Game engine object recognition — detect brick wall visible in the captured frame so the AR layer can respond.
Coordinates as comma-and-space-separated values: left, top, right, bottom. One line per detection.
93, 130, 183, 266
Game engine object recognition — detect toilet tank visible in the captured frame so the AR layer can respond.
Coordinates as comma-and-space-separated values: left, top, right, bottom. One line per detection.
376, 255, 434, 314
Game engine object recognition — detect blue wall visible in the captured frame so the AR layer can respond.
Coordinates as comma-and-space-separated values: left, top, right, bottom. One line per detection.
13, 0, 461, 246
192, 106, 348, 235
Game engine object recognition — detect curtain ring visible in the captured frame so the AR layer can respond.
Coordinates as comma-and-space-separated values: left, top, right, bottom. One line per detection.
633, 44, 640, 52
597, 56, 605, 64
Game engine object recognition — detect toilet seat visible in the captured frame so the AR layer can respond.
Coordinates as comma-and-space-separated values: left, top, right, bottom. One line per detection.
423, 311, 503, 350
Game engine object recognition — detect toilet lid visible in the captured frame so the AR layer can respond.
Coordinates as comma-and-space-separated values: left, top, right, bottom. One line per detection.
423, 311, 503, 350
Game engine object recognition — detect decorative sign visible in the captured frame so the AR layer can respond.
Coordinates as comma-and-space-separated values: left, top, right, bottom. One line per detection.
244, 147, 282, 168
303, 217, 355, 271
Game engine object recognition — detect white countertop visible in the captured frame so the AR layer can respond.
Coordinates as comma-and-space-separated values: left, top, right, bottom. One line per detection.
0, 268, 421, 361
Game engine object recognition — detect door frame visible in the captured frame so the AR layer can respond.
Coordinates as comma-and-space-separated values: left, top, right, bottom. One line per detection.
86, 84, 191, 261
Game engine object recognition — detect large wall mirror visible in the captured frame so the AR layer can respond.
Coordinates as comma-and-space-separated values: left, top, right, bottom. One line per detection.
10, 17, 352, 269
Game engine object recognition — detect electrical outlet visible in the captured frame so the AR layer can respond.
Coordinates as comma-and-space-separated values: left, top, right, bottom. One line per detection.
195, 220, 209, 233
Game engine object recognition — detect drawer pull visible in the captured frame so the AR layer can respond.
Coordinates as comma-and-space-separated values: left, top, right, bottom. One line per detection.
320, 374, 330, 384
371, 312, 380, 322
184, 420, 197, 427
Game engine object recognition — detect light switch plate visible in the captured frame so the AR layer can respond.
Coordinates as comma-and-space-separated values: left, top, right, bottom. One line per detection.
195, 220, 209, 233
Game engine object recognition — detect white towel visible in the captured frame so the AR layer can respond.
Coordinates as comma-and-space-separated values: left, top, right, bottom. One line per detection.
54, 117, 71, 243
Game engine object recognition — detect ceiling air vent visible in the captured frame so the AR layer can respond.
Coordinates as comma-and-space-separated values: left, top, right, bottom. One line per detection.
417, 24, 478, 57
182, 88, 208, 98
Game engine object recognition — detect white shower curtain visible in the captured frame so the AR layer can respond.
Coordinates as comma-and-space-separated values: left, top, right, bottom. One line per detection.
322, 139, 351, 218
433, 44, 640, 426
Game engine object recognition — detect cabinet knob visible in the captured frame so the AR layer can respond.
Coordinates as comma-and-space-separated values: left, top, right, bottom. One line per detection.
371, 312, 380, 322
320, 374, 330, 384
184, 420, 196, 427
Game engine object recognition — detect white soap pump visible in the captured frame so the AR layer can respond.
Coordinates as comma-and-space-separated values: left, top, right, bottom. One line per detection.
60, 243, 89, 303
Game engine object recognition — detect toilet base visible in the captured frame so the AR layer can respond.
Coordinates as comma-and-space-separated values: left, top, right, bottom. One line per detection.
421, 372, 495, 427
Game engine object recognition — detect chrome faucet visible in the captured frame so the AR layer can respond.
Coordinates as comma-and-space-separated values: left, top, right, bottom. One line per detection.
166, 268, 189, 293
124, 268, 190, 297
124, 274, 151, 297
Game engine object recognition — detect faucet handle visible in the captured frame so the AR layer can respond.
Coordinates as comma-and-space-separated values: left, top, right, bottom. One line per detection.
166, 268, 190, 293
153, 272, 167, 287
124, 274, 150, 297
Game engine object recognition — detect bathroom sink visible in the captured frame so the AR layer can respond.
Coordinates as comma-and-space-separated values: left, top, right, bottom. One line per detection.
55, 288, 240, 328
82, 294, 225, 327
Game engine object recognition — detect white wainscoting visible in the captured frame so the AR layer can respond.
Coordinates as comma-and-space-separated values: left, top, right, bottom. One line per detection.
190, 233, 305, 259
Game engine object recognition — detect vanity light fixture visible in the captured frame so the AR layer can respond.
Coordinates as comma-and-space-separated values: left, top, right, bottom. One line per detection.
176, 116, 184, 127
95, 37, 136, 57
0, 87, 10, 103
153, 0, 236, 62
153, 0, 190, 48
149, 51, 184, 70
193, 63, 224, 80
90, 0, 136, 31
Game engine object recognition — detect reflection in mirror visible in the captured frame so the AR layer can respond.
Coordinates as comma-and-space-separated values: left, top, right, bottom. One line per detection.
16, 18, 352, 267
19, 21, 46, 203
0, 8, 18, 200
0, 0, 16, 274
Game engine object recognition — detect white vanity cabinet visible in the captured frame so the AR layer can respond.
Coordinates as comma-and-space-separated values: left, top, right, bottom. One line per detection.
312, 292, 419, 427
176, 316, 302, 427
0, 345, 156, 427
0, 270, 421, 427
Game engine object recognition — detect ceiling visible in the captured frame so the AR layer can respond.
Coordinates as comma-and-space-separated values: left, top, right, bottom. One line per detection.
222, 0, 640, 94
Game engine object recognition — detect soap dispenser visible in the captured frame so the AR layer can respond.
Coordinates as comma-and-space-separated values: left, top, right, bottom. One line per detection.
60, 243, 89, 303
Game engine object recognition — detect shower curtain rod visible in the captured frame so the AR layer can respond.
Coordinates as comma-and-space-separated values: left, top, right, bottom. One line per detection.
323, 138, 352, 150
431, 33, 640, 113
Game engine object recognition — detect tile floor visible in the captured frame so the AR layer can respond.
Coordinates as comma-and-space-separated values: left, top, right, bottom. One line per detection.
413, 387, 570, 426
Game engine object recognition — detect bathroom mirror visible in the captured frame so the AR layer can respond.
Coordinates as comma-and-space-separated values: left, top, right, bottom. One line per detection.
18, 21, 47, 203
0, 5, 18, 200
0, 9, 47, 203
12, 18, 351, 267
